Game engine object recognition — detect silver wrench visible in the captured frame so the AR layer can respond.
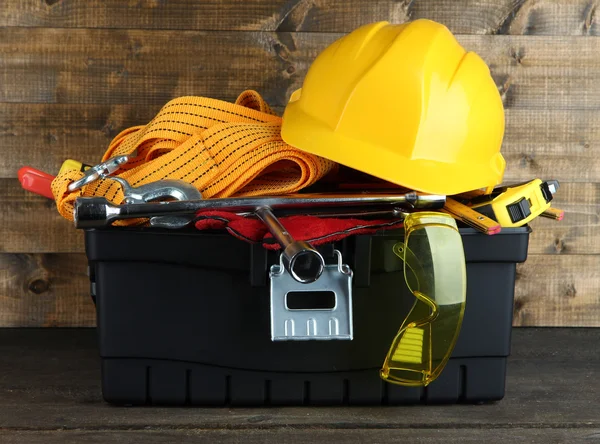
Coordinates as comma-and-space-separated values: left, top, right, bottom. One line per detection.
73, 192, 445, 229
255, 206, 324, 284
237, 207, 407, 219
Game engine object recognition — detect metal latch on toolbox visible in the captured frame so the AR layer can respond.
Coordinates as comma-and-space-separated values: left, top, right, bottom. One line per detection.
270, 249, 353, 341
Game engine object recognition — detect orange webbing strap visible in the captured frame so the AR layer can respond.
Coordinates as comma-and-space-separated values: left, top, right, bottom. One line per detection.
51, 90, 336, 222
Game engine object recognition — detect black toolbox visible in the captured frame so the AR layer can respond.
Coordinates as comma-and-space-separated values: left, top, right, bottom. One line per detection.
85, 226, 530, 406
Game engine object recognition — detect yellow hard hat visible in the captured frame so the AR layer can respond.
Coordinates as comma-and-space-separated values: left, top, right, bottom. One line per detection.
281, 19, 506, 195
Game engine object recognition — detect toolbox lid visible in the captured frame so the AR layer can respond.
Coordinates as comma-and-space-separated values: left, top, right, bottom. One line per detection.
84, 225, 531, 269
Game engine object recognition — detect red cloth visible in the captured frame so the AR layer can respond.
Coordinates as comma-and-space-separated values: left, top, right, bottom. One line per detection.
194, 211, 404, 250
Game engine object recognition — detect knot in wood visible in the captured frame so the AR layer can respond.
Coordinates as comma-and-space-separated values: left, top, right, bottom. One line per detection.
273, 43, 290, 61
28, 279, 50, 295
554, 238, 565, 254
513, 298, 525, 314
564, 283, 577, 299
520, 153, 535, 168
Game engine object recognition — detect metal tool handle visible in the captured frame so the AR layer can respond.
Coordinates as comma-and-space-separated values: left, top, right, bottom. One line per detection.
73, 197, 119, 228
255, 206, 325, 284
74, 192, 446, 228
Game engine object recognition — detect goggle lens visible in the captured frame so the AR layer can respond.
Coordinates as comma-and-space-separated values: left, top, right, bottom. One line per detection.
380, 213, 467, 387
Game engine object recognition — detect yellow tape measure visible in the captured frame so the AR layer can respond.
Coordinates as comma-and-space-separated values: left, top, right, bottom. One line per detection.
469, 179, 561, 228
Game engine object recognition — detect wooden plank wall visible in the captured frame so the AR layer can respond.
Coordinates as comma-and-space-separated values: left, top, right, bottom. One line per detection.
0, 0, 598, 327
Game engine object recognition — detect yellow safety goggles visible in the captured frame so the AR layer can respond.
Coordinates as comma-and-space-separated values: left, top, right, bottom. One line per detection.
380, 212, 467, 387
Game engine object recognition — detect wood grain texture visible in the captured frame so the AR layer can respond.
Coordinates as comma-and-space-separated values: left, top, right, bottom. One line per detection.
0, 253, 94, 327
502, 109, 600, 183
515, 255, 600, 326
1, 329, 599, 434
1, 429, 594, 444
0, 1, 598, 329
0, 179, 84, 253
526, 182, 600, 256
0, 29, 597, 110
0, 104, 157, 179
497, 0, 600, 36
1, 0, 598, 35
0, 179, 592, 255
2, 106, 599, 182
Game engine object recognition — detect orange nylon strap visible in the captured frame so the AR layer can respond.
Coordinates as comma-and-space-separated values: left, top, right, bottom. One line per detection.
51, 90, 336, 222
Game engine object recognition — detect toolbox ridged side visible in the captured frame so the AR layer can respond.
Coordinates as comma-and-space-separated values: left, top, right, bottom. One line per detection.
101, 357, 506, 406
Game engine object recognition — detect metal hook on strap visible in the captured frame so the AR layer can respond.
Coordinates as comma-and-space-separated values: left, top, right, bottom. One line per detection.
103, 176, 203, 229
67, 155, 132, 192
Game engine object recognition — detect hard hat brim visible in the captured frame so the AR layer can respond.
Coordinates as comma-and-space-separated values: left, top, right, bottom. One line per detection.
281, 104, 505, 196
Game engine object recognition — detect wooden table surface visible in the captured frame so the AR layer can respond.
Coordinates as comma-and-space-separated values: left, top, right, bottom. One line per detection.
1, 0, 599, 329
0, 328, 597, 443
